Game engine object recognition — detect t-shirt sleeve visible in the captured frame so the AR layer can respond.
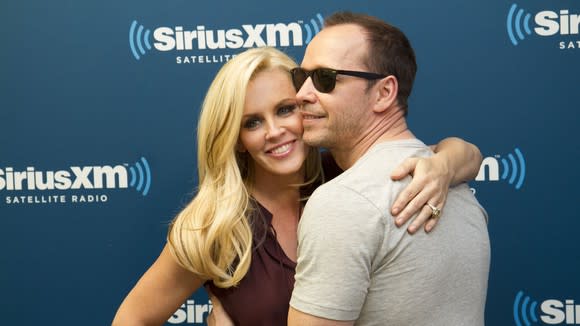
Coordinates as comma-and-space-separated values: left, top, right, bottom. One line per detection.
290, 183, 386, 321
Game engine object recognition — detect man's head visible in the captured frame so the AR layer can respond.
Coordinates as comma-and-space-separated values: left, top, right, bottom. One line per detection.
324, 12, 417, 114
294, 12, 417, 151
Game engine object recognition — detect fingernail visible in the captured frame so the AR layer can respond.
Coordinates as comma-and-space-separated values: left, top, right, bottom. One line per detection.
392, 207, 400, 215
396, 218, 403, 225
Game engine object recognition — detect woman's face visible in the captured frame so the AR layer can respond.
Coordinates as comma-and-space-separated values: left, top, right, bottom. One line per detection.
238, 68, 309, 179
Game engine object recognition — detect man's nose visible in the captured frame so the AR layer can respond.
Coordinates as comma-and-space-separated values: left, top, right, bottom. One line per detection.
296, 77, 317, 105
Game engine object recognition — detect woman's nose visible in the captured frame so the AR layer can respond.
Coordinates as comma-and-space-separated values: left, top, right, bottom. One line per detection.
265, 121, 284, 140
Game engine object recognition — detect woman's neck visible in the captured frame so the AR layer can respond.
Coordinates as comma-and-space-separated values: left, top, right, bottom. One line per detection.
251, 170, 303, 214
251, 170, 303, 263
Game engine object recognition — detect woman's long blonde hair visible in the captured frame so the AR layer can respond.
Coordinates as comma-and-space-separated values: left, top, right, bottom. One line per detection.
168, 47, 322, 288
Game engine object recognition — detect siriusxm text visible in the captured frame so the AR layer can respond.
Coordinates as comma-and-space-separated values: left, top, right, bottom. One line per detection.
535, 10, 580, 36
168, 299, 213, 324
153, 23, 303, 51
0, 166, 128, 191
541, 299, 580, 324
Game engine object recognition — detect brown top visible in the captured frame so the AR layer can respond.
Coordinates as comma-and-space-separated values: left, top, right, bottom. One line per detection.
207, 201, 296, 326
206, 152, 342, 325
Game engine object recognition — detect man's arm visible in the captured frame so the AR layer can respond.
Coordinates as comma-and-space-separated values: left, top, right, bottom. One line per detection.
288, 307, 354, 326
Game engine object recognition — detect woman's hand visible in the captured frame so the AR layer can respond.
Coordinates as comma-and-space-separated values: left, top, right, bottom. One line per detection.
206, 289, 234, 326
390, 137, 481, 234
390, 156, 450, 234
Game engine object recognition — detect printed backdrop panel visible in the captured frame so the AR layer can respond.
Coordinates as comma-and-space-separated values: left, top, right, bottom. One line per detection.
1, 0, 578, 325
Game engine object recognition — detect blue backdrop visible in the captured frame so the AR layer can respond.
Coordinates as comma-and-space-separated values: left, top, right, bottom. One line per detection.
1, 1, 579, 325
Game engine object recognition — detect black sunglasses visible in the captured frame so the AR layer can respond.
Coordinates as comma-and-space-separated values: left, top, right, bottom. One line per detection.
290, 67, 387, 93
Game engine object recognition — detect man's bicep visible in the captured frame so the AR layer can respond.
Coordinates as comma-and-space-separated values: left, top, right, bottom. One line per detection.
288, 307, 354, 326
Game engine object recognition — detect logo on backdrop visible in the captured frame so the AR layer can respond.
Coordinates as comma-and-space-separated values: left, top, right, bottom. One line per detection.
514, 290, 580, 325
506, 3, 580, 49
168, 299, 213, 324
128, 13, 324, 64
0, 156, 151, 206
474, 147, 526, 190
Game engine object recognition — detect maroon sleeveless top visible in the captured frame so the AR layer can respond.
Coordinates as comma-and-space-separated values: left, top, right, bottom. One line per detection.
207, 201, 296, 326
206, 152, 342, 325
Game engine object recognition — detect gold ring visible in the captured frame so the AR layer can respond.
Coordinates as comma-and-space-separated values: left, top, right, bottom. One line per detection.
426, 203, 441, 218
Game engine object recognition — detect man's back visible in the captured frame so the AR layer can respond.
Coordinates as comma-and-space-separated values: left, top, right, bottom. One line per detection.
291, 139, 490, 326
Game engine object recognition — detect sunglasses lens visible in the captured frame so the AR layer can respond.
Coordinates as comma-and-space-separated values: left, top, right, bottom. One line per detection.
291, 68, 337, 93
291, 68, 307, 92
313, 69, 336, 93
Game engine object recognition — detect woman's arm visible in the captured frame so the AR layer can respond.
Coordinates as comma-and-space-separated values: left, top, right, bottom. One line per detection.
112, 244, 204, 326
430, 136, 482, 183
390, 137, 482, 233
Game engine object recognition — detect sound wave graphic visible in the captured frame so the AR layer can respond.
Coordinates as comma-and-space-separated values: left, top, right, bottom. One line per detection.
303, 13, 324, 44
129, 20, 152, 60
507, 3, 533, 46
500, 147, 526, 190
126, 157, 152, 196
514, 290, 539, 326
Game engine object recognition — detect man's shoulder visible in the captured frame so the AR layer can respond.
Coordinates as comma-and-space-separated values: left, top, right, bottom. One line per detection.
307, 177, 370, 210
328, 139, 430, 189
298, 173, 389, 244
303, 139, 432, 218
301, 176, 383, 228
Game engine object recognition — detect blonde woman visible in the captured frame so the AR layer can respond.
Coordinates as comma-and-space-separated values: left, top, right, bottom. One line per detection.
112, 47, 482, 326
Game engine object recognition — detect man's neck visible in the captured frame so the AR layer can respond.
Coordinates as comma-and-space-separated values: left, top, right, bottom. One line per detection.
330, 109, 415, 170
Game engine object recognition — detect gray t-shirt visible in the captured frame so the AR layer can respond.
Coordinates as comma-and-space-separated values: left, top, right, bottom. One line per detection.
290, 139, 490, 326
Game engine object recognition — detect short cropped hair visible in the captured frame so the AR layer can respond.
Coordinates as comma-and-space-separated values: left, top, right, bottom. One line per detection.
325, 12, 417, 115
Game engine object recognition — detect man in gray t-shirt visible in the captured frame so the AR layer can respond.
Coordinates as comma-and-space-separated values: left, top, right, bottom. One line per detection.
287, 12, 490, 326
292, 140, 489, 326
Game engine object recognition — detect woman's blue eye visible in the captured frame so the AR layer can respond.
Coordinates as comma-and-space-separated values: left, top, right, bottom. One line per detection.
278, 104, 297, 116
243, 118, 261, 129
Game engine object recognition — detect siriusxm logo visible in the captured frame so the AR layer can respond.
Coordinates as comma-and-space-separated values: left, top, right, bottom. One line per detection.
514, 290, 580, 325
475, 147, 525, 190
506, 3, 580, 48
129, 14, 324, 61
168, 299, 212, 324
0, 157, 151, 196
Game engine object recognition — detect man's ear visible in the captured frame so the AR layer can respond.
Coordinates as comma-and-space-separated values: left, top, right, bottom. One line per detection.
373, 75, 398, 113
